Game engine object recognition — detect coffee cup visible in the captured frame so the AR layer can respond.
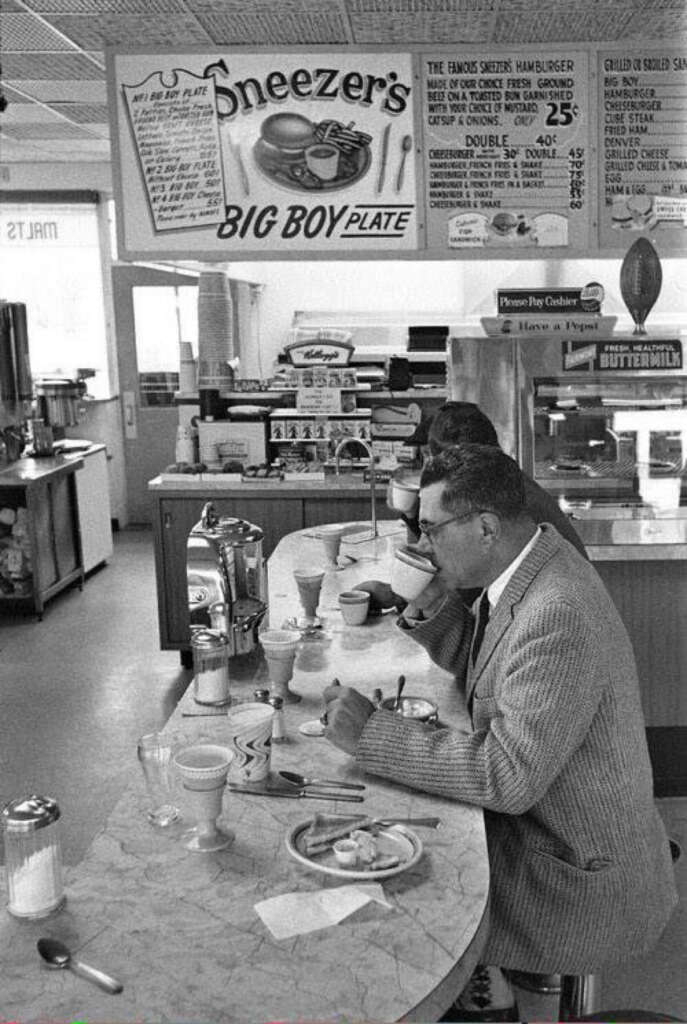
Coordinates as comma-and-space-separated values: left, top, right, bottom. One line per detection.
338, 589, 370, 626
389, 475, 420, 514
305, 143, 340, 181
390, 547, 438, 601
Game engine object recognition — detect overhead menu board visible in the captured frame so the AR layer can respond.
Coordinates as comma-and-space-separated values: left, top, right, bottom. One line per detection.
599, 48, 687, 250
420, 50, 591, 251
110, 50, 418, 257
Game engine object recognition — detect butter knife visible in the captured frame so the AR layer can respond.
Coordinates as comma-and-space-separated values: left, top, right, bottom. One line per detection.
228, 785, 364, 803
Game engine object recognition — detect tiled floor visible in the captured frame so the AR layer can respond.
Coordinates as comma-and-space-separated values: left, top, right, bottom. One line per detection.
0, 528, 685, 1021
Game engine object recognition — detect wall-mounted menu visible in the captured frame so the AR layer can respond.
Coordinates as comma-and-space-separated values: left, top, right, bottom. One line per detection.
599, 49, 687, 250
110, 51, 418, 257
420, 50, 590, 251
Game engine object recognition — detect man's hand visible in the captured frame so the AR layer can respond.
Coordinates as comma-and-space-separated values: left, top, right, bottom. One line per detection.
354, 580, 405, 615
322, 680, 375, 755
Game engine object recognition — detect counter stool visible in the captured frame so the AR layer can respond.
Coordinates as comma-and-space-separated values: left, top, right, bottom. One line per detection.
558, 974, 684, 1022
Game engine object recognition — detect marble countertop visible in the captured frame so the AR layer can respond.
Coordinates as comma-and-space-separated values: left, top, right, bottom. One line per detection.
0, 523, 489, 1023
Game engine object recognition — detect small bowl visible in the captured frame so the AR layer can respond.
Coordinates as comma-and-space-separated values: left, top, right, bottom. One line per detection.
333, 838, 360, 866
381, 696, 438, 724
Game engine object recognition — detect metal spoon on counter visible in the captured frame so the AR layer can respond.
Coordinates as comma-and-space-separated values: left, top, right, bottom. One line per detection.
279, 770, 365, 791
37, 937, 123, 994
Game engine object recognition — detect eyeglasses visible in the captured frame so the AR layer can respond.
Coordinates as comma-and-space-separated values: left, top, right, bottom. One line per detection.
417, 509, 481, 540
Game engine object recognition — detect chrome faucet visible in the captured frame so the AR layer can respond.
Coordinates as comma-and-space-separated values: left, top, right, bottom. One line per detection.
334, 436, 377, 538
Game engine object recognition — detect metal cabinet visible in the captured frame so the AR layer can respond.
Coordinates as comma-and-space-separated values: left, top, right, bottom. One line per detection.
0, 458, 84, 618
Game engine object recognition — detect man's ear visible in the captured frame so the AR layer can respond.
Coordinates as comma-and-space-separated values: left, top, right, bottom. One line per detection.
478, 510, 501, 544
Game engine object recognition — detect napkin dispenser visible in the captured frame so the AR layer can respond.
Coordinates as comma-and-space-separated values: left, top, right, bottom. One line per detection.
187, 502, 267, 656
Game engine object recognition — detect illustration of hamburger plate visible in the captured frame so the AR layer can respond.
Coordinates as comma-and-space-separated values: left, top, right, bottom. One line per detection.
611, 194, 657, 230
487, 211, 535, 243
254, 112, 372, 191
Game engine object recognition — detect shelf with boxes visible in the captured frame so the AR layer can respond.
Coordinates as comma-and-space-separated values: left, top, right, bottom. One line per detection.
269, 409, 371, 444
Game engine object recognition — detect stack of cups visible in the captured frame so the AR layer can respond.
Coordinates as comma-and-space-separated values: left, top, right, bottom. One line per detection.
179, 341, 197, 393
197, 271, 235, 392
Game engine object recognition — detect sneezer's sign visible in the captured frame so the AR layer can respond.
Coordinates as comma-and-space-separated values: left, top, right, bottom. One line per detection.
109, 50, 418, 258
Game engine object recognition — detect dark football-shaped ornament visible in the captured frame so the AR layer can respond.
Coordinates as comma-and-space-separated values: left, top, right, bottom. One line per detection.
620, 237, 662, 336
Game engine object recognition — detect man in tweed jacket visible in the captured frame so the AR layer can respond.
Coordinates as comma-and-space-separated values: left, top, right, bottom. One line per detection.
323, 444, 677, 1017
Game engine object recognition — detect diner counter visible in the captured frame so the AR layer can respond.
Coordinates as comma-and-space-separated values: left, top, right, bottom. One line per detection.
0, 452, 84, 485
0, 522, 490, 1023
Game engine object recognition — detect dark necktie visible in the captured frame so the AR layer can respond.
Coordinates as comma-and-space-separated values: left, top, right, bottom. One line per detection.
471, 591, 490, 666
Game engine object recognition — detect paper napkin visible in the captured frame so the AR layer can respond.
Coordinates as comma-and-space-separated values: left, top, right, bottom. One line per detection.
255, 884, 392, 940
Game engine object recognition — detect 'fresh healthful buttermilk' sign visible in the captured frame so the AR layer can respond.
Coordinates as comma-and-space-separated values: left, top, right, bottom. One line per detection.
109, 50, 418, 257
563, 339, 683, 372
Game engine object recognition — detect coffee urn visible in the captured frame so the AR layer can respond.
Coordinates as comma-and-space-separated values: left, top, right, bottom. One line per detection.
186, 502, 267, 657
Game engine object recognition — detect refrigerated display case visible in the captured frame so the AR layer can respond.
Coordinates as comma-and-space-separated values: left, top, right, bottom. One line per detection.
449, 334, 687, 544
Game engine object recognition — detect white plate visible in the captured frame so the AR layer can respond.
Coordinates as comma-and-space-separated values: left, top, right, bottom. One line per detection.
286, 820, 423, 880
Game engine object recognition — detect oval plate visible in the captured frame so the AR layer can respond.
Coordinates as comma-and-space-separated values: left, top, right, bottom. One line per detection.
286, 820, 423, 880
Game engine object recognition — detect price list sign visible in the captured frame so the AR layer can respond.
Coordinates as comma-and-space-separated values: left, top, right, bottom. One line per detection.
600, 49, 687, 251
420, 51, 590, 252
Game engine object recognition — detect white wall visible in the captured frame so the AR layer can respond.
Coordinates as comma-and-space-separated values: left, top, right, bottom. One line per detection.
224, 257, 687, 377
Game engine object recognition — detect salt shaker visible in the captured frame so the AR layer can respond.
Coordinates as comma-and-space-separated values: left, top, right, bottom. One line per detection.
1, 795, 65, 918
268, 695, 286, 743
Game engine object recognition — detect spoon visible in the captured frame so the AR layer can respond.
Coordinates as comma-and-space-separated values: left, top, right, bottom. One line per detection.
37, 937, 123, 995
279, 769, 366, 791
396, 135, 412, 192
394, 673, 406, 711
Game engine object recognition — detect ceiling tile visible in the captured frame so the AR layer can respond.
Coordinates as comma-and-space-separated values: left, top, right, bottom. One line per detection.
1, 51, 104, 79
1, 84, 34, 103
2, 121, 102, 138
46, 100, 110, 122
8, 79, 107, 101
348, 2, 496, 44
1, 101, 66, 123
0, 13, 77, 51
19, 0, 190, 12
47, 14, 212, 48
190, 0, 351, 45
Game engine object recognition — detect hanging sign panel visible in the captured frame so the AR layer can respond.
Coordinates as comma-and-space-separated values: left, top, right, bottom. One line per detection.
109, 50, 418, 257
599, 49, 687, 251
420, 50, 590, 251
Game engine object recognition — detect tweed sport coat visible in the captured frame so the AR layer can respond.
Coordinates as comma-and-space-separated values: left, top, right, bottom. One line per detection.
356, 525, 677, 973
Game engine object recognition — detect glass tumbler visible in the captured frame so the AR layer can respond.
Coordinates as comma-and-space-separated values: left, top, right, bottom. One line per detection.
137, 732, 181, 827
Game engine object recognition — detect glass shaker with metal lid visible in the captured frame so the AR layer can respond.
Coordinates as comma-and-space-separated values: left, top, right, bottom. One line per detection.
191, 627, 231, 706
1, 794, 65, 918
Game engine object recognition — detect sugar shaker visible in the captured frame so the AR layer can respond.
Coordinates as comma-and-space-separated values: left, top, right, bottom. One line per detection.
1, 795, 65, 918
